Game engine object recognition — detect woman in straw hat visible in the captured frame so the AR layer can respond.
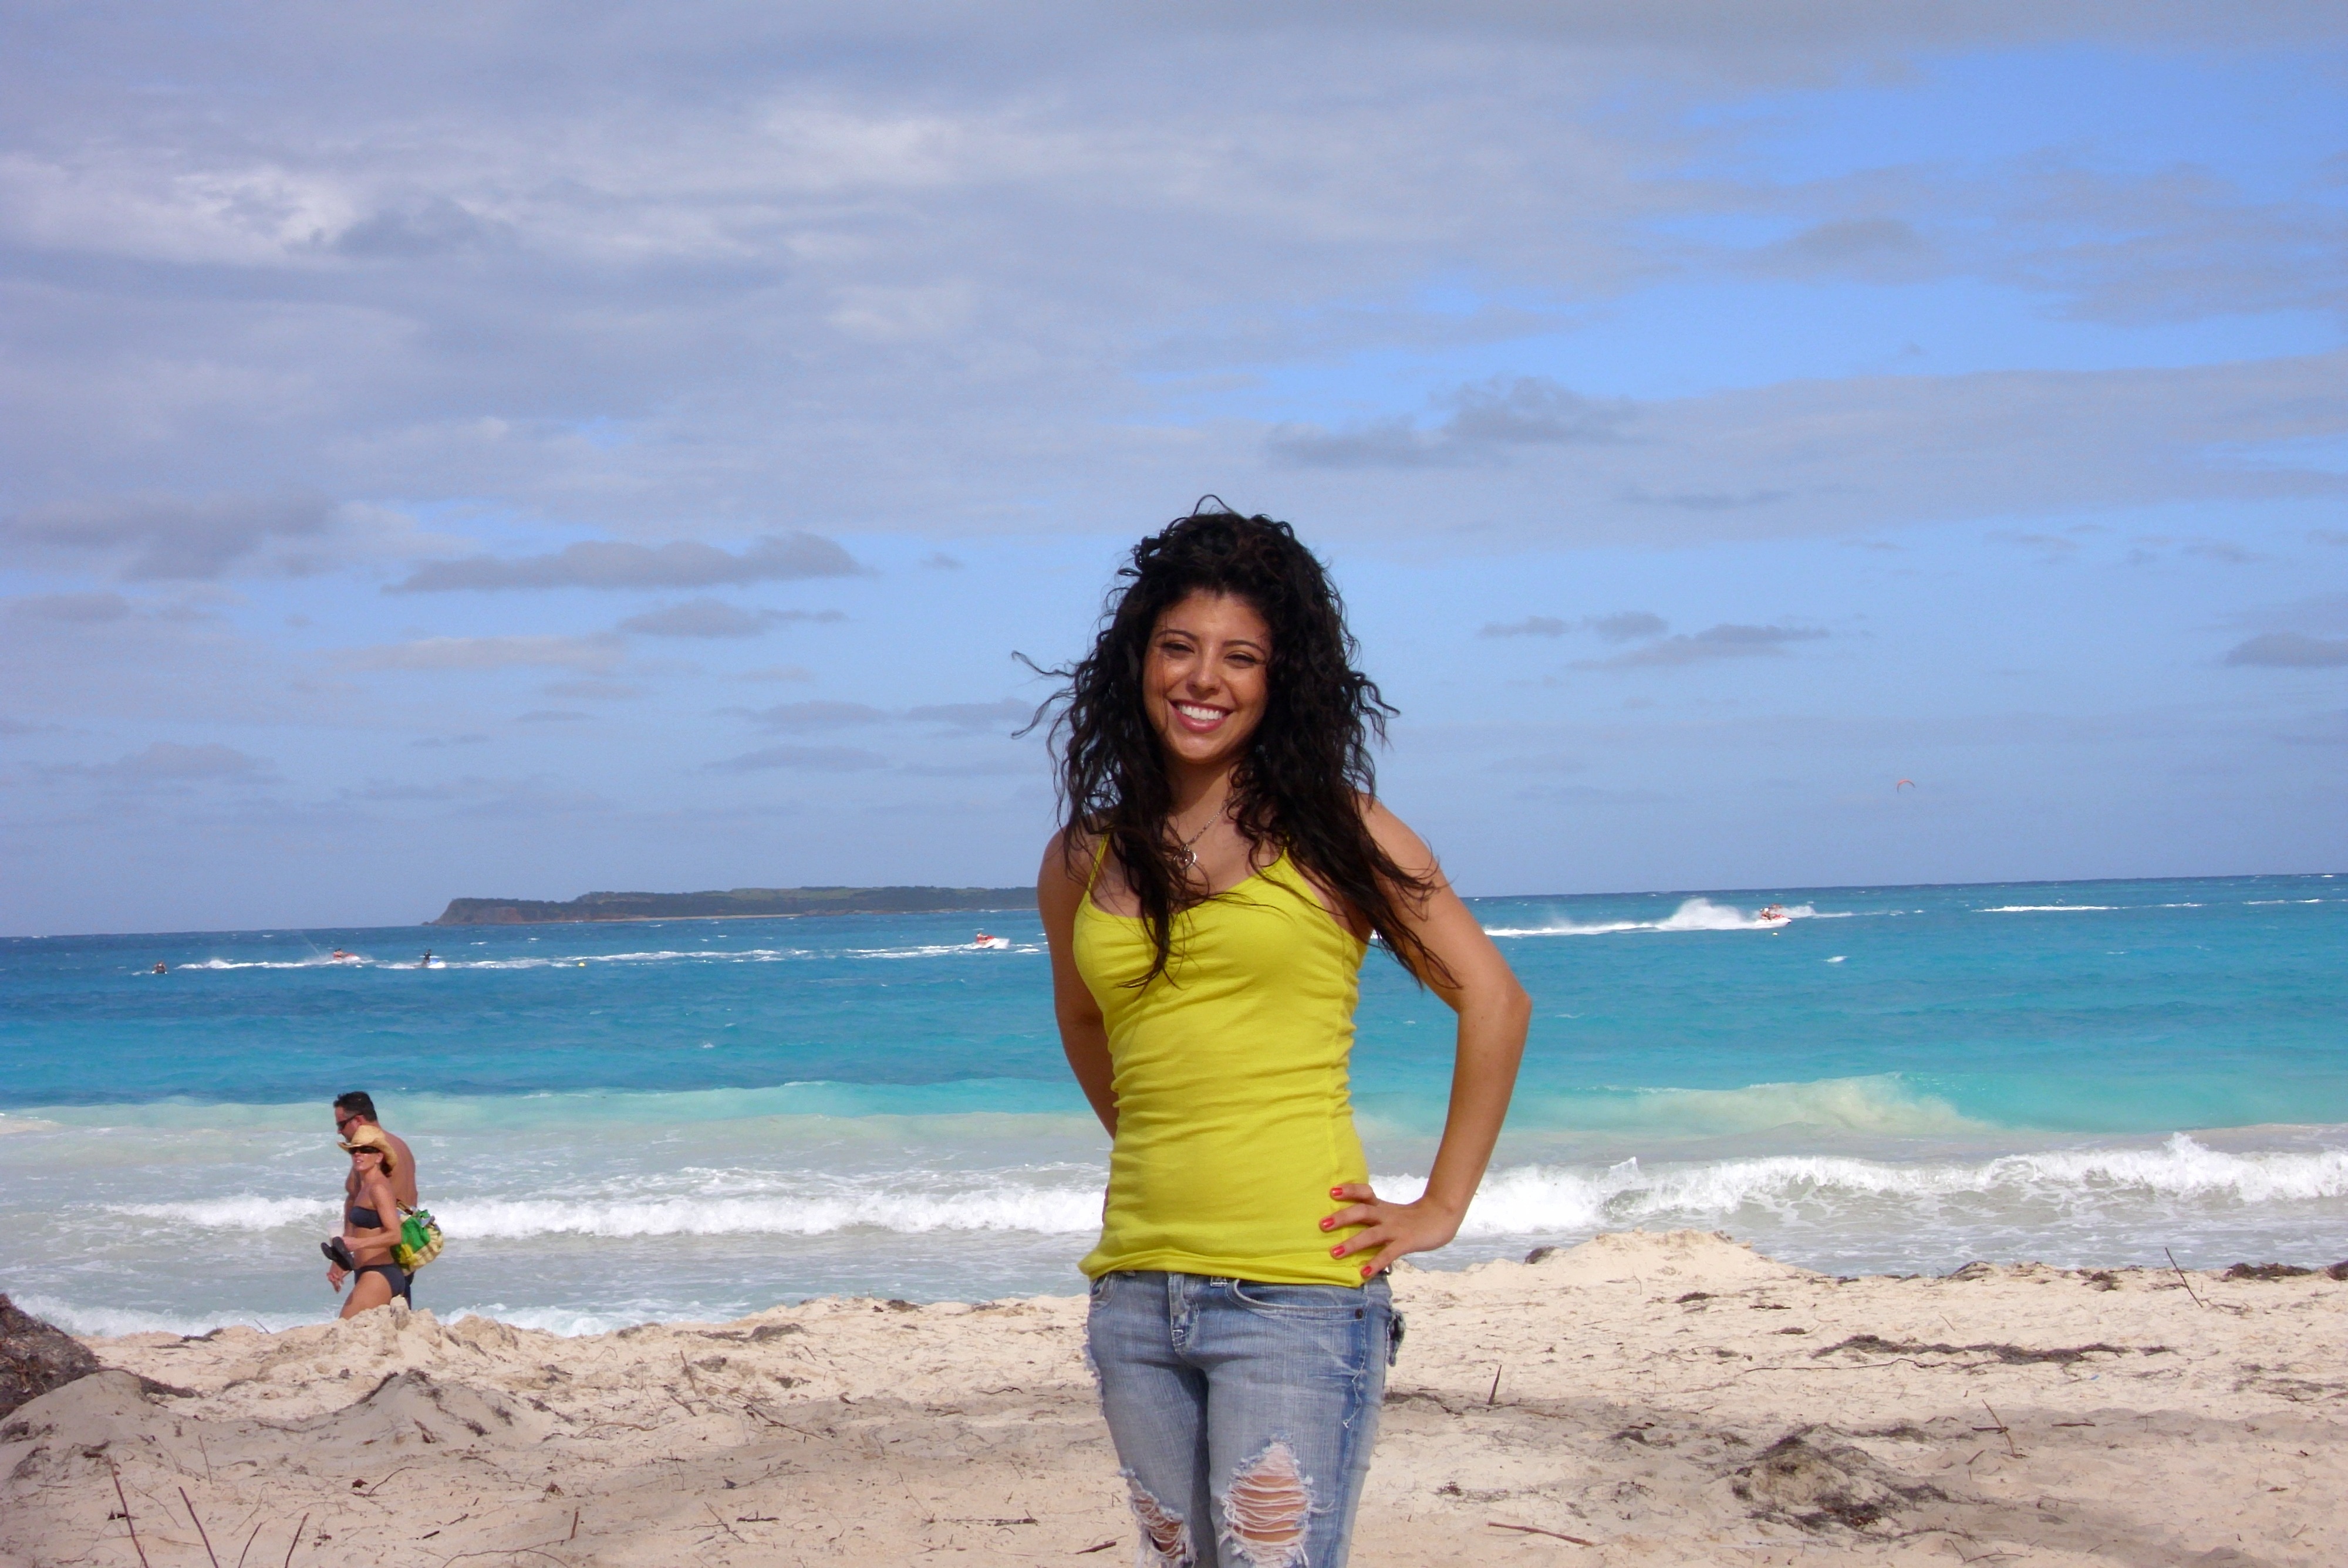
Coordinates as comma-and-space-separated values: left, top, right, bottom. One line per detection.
332, 1126, 412, 1317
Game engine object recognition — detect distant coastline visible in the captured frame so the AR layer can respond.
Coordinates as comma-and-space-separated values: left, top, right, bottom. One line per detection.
430, 885, 1037, 926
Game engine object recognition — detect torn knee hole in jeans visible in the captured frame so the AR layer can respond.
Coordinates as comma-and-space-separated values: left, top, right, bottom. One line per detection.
1124, 1474, 1193, 1568
1220, 1441, 1313, 1568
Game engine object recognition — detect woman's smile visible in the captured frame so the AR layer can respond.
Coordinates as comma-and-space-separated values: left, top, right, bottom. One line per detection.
1143, 590, 1270, 774
1169, 699, 1232, 732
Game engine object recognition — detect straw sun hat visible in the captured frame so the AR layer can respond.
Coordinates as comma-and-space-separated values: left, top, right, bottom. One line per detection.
339, 1124, 399, 1174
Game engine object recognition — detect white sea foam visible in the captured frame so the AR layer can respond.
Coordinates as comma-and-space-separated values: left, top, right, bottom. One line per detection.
439, 1185, 1105, 1238
451, 1305, 680, 1336
12, 1293, 314, 1337
111, 1196, 337, 1228
119, 1182, 1105, 1238
1572, 1075, 1986, 1136
1435, 1134, 2348, 1236
1485, 897, 1844, 938
100, 1136, 2344, 1248
1977, 905, 2117, 913
847, 942, 1041, 959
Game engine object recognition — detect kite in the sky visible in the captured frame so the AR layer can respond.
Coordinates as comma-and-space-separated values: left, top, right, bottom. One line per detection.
1895, 778, 1917, 790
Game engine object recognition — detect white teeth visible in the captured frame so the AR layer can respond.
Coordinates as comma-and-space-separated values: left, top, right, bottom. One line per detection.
1173, 702, 1225, 722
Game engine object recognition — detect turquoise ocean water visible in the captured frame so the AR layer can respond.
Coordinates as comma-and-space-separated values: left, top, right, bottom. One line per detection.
2, 873, 2343, 1336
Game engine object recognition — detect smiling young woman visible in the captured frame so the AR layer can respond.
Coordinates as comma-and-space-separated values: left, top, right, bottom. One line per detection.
1035, 503, 1531, 1568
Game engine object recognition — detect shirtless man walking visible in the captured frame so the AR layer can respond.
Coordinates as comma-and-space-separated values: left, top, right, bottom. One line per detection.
326, 1091, 417, 1294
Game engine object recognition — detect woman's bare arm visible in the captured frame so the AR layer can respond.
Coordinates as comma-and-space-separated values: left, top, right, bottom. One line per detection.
1038, 829, 1118, 1137
1324, 800, 1530, 1278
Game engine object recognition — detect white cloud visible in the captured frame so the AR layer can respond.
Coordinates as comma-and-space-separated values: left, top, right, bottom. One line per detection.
2225, 633, 2348, 668
1264, 353, 2348, 545
616, 599, 845, 637
703, 744, 892, 773
392, 536, 863, 593
733, 699, 892, 731
340, 634, 626, 672
40, 741, 272, 785
1576, 623, 1826, 670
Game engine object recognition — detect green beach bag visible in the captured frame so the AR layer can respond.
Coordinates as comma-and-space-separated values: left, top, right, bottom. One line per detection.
394, 1207, 444, 1272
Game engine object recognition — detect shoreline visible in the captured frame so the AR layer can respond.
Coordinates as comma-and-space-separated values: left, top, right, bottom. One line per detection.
6, 1230, 2340, 1566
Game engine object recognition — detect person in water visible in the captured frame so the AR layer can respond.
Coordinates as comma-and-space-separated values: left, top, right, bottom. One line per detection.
328, 1126, 411, 1316
1037, 503, 1530, 1568
325, 1092, 417, 1305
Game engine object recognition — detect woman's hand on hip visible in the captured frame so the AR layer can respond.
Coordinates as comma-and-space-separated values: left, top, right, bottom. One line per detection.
1321, 1182, 1462, 1279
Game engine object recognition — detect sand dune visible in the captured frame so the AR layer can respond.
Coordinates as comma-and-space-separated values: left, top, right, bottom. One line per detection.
4, 1231, 2342, 1566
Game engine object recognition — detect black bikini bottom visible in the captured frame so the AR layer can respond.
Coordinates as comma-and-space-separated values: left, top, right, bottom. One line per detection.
352, 1262, 411, 1303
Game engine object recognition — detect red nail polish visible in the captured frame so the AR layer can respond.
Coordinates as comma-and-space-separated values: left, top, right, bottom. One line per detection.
1330, 1246, 1342, 1257
1319, 1218, 1332, 1230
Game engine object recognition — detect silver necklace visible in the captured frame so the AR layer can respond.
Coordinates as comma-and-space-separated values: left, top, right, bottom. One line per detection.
1171, 805, 1224, 869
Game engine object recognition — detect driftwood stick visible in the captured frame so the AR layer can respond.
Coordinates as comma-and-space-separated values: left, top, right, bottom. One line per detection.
1487, 1363, 1504, 1405
284, 1510, 310, 1568
1981, 1401, 2022, 1459
2165, 1249, 2209, 1309
1489, 1522, 1597, 1546
234, 1516, 271, 1568
181, 1486, 225, 1568
107, 1459, 153, 1568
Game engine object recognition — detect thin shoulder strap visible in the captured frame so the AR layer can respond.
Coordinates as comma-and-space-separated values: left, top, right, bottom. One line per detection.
1082, 831, 1109, 895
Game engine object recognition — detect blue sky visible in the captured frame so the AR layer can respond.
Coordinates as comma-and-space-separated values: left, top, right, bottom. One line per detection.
2, 4, 2344, 935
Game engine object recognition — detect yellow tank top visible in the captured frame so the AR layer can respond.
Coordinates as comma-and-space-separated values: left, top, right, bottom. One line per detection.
1074, 849, 1372, 1284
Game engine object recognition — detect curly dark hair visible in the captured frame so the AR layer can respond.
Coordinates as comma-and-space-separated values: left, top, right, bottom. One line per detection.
1035, 501, 1444, 985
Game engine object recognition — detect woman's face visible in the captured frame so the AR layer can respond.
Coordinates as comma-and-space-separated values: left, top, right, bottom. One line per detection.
1143, 590, 1271, 780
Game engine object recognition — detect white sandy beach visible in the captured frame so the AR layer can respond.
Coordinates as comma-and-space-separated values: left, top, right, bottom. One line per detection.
4, 1231, 2341, 1567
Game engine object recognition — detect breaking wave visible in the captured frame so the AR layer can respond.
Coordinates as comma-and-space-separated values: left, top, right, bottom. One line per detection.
1513, 1074, 1986, 1137
1441, 1134, 2348, 1236
110, 1136, 2346, 1246
1484, 897, 1847, 938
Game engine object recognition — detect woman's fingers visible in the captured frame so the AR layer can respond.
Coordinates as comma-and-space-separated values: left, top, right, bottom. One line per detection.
1333, 1197, 1462, 1272
1329, 1182, 1379, 1204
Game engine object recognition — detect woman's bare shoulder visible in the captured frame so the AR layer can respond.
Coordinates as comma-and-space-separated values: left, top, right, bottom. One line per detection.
1355, 793, 1437, 876
1038, 826, 1096, 916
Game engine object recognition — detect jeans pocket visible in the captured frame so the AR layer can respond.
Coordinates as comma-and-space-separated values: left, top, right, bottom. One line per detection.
1228, 1279, 1367, 1316
1387, 1309, 1406, 1367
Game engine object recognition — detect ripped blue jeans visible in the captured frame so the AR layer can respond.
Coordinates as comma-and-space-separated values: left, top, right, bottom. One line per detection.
1087, 1270, 1399, 1568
